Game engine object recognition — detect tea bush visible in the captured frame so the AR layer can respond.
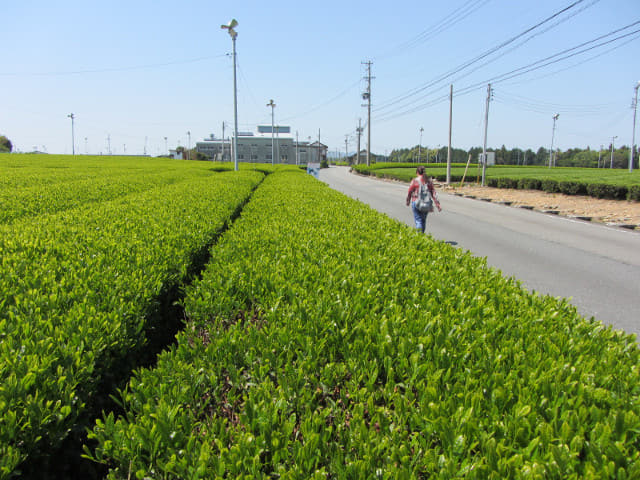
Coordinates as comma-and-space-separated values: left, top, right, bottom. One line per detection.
89, 170, 640, 479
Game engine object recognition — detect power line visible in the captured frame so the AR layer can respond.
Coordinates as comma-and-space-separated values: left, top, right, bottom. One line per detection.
374, 0, 491, 61
373, 0, 592, 114
279, 80, 361, 122
374, 19, 639, 123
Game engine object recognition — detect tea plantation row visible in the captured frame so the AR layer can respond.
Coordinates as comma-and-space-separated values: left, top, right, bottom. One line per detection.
88, 170, 640, 478
0, 158, 265, 477
352, 163, 640, 201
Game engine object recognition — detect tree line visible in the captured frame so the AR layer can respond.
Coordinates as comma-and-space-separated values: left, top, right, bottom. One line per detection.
0, 135, 12, 153
387, 144, 637, 169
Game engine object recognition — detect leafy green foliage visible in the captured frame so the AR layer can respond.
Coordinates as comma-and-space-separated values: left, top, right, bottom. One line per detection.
89, 170, 640, 478
0, 155, 264, 477
0, 136, 12, 153
355, 164, 640, 201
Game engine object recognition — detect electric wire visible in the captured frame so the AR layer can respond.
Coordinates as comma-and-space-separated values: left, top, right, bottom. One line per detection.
374, 0, 491, 61
279, 79, 361, 122
501, 32, 640, 89
373, 0, 590, 114
374, 20, 639, 124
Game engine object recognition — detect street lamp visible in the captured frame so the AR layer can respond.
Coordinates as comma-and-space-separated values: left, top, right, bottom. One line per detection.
221, 19, 239, 171
630, 81, 640, 172
610, 135, 618, 169
267, 99, 276, 165
549, 114, 559, 168
67, 113, 75, 155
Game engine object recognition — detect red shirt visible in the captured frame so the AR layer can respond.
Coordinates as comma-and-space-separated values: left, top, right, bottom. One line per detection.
406, 176, 436, 203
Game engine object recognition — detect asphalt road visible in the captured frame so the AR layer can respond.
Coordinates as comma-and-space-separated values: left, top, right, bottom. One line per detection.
319, 166, 640, 339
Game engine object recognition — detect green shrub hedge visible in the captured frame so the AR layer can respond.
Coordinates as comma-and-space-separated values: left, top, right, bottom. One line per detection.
88, 170, 640, 478
0, 165, 263, 478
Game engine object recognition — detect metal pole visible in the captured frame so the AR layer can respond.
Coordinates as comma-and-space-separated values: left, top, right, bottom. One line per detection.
232, 35, 239, 171
362, 61, 373, 166
345, 135, 349, 163
357, 119, 362, 165
447, 84, 453, 184
222, 122, 226, 161
610, 136, 617, 168
598, 145, 603, 168
276, 124, 280, 163
630, 82, 640, 172
481, 84, 491, 187
267, 100, 275, 165
67, 113, 75, 155
418, 127, 423, 164
549, 114, 559, 168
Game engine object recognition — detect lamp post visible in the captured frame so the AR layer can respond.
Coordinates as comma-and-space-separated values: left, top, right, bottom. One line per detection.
549, 114, 559, 168
418, 127, 423, 164
267, 99, 276, 165
630, 81, 640, 172
610, 136, 618, 169
221, 19, 239, 171
67, 113, 75, 155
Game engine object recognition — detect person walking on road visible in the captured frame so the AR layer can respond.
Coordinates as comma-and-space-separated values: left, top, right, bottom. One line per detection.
406, 165, 441, 233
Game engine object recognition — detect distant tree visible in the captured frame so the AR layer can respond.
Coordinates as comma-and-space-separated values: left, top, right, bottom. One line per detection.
0, 135, 12, 152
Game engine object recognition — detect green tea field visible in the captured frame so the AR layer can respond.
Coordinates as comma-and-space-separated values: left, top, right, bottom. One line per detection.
1, 154, 639, 479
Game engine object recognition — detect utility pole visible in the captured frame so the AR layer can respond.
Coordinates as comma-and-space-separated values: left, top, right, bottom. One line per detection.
222, 122, 226, 161
549, 114, 559, 168
296, 131, 299, 165
67, 113, 75, 155
630, 81, 640, 172
84, 137, 88, 154
447, 84, 453, 184
356, 119, 363, 165
276, 123, 280, 163
610, 136, 618, 168
267, 99, 276, 165
418, 127, 423, 164
107, 134, 111, 155
187, 131, 191, 160
164, 136, 168, 155
345, 134, 349, 163
144, 136, 148, 156
362, 61, 373, 166
598, 145, 603, 168
481, 84, 492, 187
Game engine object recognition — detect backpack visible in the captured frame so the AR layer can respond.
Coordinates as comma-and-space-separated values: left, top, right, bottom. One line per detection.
415, 181, 433, 213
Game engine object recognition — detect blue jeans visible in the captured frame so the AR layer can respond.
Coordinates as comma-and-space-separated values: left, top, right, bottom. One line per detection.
411, 201, 429, 233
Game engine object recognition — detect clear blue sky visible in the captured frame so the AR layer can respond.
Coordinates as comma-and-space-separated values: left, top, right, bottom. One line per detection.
2, 0, 639, 156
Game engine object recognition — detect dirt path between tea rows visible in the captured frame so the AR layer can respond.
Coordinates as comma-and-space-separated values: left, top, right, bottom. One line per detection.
442, 184, 640, 229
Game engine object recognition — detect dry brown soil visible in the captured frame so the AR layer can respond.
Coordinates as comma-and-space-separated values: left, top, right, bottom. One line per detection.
441, 183, 640, 229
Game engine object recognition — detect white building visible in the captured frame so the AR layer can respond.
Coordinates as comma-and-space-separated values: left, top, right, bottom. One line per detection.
196, 126, 326, 165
